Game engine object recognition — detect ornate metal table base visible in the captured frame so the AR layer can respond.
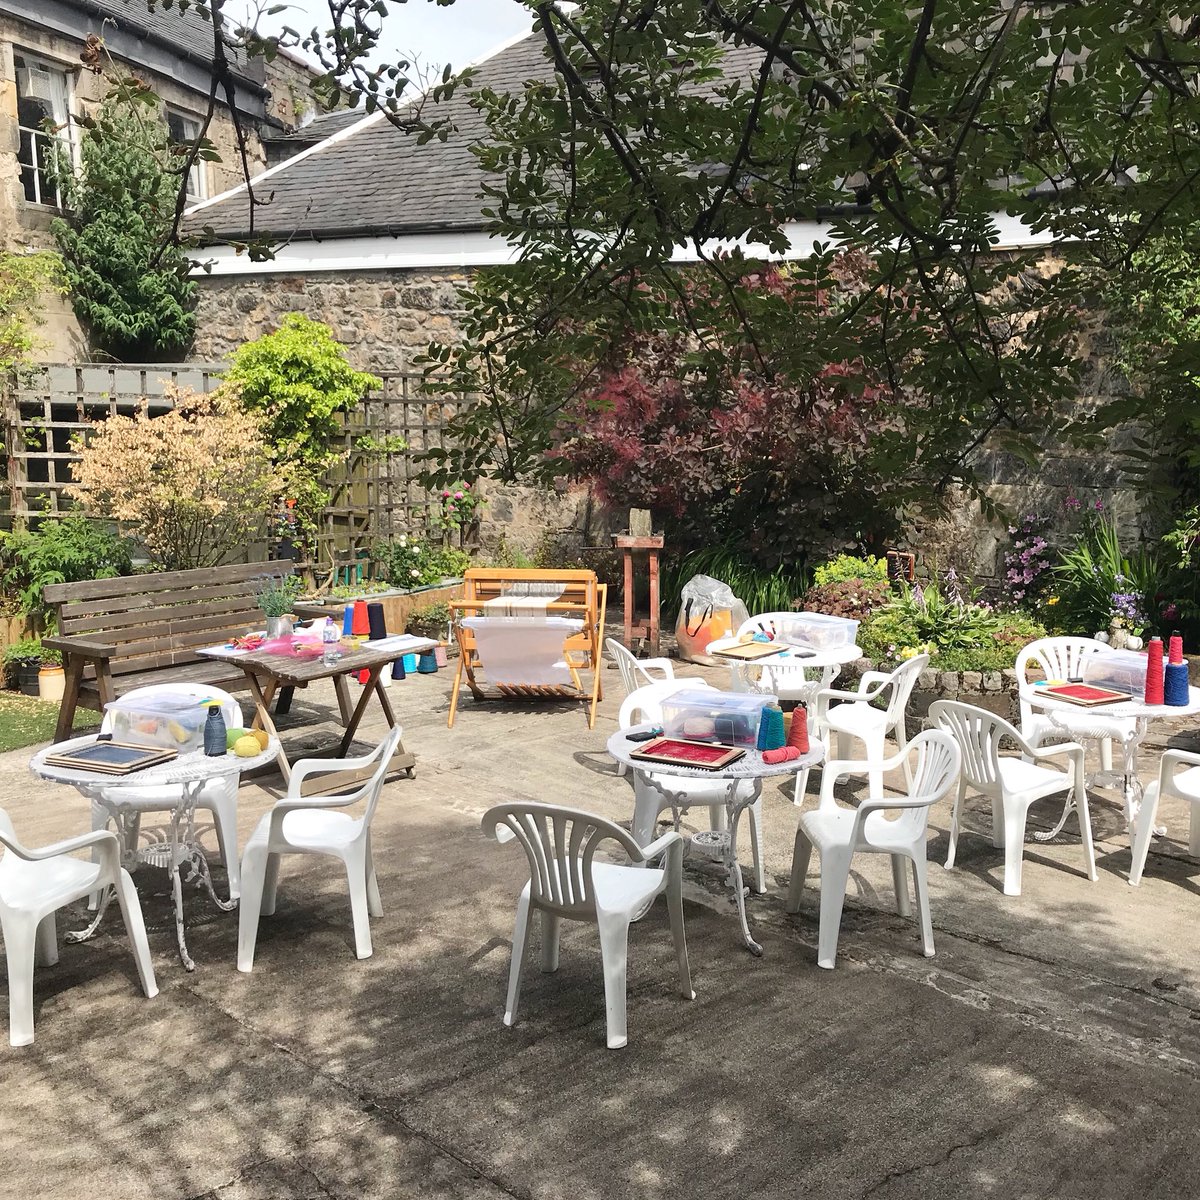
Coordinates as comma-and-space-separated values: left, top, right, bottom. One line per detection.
72, 781, 236, 971
639, 773, 767, 955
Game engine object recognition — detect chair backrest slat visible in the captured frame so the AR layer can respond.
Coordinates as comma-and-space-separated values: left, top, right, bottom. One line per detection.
930, 699, 1018, 787
482, 801, 645, 917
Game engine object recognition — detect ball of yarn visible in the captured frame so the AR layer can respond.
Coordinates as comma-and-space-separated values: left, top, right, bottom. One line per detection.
762, 746, 801, 765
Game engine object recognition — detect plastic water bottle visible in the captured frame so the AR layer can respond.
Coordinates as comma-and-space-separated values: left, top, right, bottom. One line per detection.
322, 617, 342, 667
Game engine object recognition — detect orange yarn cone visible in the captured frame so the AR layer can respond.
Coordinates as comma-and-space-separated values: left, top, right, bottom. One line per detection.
787, 706, 810, 753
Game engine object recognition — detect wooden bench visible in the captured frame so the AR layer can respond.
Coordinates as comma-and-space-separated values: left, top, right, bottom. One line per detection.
447, 568, 607, 728
43, 561, 295, 743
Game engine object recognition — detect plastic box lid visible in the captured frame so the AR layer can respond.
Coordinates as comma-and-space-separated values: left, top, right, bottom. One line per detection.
105, 693, 210, 719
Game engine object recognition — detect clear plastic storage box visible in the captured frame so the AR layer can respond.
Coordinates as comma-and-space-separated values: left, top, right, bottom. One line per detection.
659, 689, 779, 747
781, 612, 860, 651
104, 692, 210, 752
1081, 649, 1150, 697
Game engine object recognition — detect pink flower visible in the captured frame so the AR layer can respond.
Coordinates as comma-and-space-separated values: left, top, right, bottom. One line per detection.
442, 490, 450, 498
463, 483, 471, 490
454, 490, 464, 499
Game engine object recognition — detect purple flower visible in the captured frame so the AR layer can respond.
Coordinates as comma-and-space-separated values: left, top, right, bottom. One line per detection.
1065, 496, 1082, 512
1094, 499, 1105, 511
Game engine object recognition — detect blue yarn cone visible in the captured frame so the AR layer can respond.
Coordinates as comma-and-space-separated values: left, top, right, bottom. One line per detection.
1165, 661, 1190, 707
342, 605, 354, 636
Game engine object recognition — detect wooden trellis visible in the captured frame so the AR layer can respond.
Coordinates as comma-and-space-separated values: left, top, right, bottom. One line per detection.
2, 363, 472, 574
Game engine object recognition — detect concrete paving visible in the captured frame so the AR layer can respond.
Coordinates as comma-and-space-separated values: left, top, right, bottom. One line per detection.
3, 660, 1200, 1199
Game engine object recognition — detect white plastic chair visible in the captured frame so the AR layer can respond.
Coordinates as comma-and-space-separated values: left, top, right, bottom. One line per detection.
95, 684, 244, 900
620, 682, 765, 893
1015, 637, 1131, 771
785, 730, 960, 969
237, 727, 401, 970
606, 637, 675, 695
1129, 750, 1200, 886
812, 654, 928, 797
482, 801, 694, 1049
931, 700, 1097, 897
729, 613, 846, 706
0, 807, 157, 1046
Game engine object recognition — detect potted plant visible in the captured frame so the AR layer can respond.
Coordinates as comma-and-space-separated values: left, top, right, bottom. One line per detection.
406, 601, 453, 662
255, 574, 304, 638
3, 638, 62, 697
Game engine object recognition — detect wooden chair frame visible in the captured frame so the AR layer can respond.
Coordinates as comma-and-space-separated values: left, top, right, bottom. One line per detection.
447, 569, 607, 728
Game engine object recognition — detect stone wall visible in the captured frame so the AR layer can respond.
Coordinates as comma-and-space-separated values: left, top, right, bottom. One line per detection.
191, 266, 607, 557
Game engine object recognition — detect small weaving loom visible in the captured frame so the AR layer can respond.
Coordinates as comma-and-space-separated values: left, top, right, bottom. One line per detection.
448, 569, 607, 728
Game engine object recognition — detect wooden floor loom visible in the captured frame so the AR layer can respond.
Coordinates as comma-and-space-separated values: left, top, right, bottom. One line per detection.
447, 569, 607, 728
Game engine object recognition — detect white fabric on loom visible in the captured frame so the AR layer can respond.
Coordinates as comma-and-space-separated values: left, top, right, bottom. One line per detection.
482, 583, 565, 615
462, 616, 584, 687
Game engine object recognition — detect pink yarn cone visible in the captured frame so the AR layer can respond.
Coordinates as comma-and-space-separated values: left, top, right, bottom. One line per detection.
1144, 637, 1165, 705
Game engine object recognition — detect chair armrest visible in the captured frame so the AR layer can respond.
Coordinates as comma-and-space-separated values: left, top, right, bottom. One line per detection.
636, 658, 675, 682
1159, 749, 1200, 797
815, 680, 886, 725
284, 747, 394, 799
818, 750, 908, 806
638, 830, 685, 863
1029, 740, 1085, 763
41, 635, 118, 660
0, 828, 119, 862
858, 671, 892, 692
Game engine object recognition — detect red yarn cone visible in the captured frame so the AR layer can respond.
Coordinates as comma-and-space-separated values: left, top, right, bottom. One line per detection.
1169, 632, 1184, 666
351, 600, 370, 637
1144, 637, 1165, 706
787, 707, 810, 753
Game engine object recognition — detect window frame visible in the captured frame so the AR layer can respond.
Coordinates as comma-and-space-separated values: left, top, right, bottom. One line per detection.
14, 49, 77, 209
165, 107, 207, 204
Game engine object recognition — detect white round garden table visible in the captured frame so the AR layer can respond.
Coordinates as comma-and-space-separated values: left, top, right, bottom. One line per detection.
607, 724, 823, 957
30, 735, 278, 970
1024, 683, 1200, 850
706, 637, 862, 709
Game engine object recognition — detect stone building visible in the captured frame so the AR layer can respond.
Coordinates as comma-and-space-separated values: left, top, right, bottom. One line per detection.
0, 0, 321, 358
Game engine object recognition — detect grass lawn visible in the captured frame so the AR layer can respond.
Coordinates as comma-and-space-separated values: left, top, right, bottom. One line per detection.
0, 690, 97, 753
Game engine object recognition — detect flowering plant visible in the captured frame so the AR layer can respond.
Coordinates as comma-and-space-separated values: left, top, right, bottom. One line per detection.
373, 537, 471, 588
1001, 513, 1055, 607
436, 482, 484, 536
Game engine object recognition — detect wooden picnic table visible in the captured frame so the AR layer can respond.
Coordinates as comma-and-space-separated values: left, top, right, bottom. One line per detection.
197, 638, 435, 788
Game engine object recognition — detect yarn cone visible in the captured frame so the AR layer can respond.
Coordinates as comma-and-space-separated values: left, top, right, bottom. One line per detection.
786, 706, 810, 753
1144, 637, 1165, 705
341, 605, 354, 636
1165, 661, 1190, 707
1170, 631, 1184, 665
351, 600, 370, 637
757, 705, 786, 751
367, 602, 387, 641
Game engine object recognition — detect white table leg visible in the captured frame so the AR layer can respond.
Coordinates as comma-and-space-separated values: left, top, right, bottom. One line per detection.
727, 780, 764, 956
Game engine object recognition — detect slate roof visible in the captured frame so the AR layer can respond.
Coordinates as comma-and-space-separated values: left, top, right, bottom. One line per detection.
189, 34, 763, 242
266, 108, 367, 144
58, 0, 261, 88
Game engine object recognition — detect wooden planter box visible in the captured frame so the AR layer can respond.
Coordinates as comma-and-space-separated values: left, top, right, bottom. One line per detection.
294, 579, 464, 637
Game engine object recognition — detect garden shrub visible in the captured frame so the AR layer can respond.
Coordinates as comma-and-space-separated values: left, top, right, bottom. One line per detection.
50, 82, 196, 359
67, 384, 284, 571
801, 577, 891, 622
859, 578, 1046, 673
224, 315, 381, 559
0, 514, 133, 628
373, 538, 470, 588
812, 554, 888, 587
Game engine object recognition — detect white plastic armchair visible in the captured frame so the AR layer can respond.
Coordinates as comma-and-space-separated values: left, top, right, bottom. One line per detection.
728, 613, 845, 705
96, 684, 244, 901
931, 700, 1097, 897
1015, 637, 1131, 770
812, 654, 928, 796
0, 808, 157, 1046
482, 801, 693, 1049
785, 730, 960, 970
619, 682, 765, 893
1129, 749, 1200, 886
237, 727, 401, 970
606, 637, 675, 695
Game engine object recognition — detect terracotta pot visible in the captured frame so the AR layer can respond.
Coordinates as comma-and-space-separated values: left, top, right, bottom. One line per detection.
434, 643, 448, 668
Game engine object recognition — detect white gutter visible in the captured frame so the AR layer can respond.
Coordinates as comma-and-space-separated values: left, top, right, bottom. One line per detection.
192, 213, 1064, 276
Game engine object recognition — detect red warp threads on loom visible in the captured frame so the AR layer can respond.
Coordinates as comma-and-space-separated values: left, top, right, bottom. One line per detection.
1145, 637, 1165, 705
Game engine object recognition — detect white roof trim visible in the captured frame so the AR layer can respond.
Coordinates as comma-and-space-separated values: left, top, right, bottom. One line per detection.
185, 23, 538, 221
191, 214, 1064, 276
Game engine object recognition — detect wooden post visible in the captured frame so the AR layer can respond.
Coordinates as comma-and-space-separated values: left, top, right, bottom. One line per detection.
612, 521, 665, 657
